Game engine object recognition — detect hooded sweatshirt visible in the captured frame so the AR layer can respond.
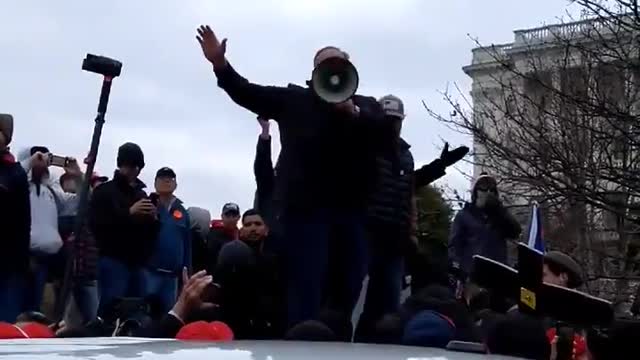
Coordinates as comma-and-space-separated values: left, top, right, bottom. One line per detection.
19, 149, 78, 255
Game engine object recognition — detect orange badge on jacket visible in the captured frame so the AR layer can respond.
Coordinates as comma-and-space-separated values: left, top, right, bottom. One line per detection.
173, 210, 183, 220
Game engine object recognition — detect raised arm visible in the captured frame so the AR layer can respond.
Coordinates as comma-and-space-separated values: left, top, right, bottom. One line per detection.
414, 143, 469, 190
197, 25, 289, 120
254, 117, 275, 197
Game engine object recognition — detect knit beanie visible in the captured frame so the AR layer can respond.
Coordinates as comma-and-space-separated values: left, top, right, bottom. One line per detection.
117, 142, 145, 169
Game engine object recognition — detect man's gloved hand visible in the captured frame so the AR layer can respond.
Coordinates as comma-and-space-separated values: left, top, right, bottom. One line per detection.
440, 143, 469, 167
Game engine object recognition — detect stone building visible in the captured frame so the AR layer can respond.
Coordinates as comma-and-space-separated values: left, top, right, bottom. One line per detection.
461, 16, 640, 310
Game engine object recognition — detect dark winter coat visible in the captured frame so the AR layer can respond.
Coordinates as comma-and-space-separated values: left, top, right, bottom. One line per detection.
215, 63, 391, 214
367, 138, 414, 230
0, 151, 31, 273
449, 203, 522, 275
89, 171, 160, 266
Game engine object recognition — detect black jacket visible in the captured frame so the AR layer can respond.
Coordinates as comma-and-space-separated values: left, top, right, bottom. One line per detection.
214, 238, 286, 339
205, 223, 238, 275
253, 135, 278, 229
215, 64, 390, 214
89, 171, 160, 266
414, 159, 447, 190
449, 203, 522, 275
367, 138, 415, 229
0, 151, 30, 273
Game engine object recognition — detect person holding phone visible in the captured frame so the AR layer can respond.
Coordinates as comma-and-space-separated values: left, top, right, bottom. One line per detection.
17, 145, 82, 314
143, 167, 192, 313
448, 173, 521, 299
88, 142, 160, 317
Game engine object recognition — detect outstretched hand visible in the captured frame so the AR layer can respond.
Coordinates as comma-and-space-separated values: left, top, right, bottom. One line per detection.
196, 25, 227, 69
440, 142, 469, 167
171, 268, 218, 322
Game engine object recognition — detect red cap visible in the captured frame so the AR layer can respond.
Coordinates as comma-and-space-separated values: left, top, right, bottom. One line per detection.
20, 322, 55, 338
210, 219, 224, 229
176, 321, 234, 342
0, 323, 28, 339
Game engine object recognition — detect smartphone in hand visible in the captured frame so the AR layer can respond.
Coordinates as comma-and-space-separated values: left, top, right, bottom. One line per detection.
149, 193, 159, 207
50, 154, 70, 168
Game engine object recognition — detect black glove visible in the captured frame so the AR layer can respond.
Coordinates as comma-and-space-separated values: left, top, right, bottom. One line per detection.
440, 143, 469, 167
485, 192, 501, 210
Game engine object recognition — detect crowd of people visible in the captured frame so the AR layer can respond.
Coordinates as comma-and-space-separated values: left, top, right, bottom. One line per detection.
0, 24, 638, 359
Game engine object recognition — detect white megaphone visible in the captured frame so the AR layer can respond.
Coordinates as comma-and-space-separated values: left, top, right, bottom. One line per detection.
311, 57, 359, 104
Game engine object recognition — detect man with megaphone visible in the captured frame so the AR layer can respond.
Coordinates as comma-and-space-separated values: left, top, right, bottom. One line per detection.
196, 25, 392, 328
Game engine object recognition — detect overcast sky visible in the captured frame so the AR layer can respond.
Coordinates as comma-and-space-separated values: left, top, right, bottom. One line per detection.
1, 0, 578, 215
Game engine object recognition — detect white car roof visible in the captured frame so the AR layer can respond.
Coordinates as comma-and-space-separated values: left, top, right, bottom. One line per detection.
0, 337, 523, 360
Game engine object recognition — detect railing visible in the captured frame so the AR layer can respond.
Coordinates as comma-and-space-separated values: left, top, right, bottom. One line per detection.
470, 43, 513, 65
514, 16, 615, 46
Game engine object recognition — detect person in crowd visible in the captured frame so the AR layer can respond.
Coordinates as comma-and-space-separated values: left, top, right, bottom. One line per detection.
196, 25, 390, 326
143, 167, 192, 312
406, 143, 469, 294
252, 116, 282, 254
205, 203, 240, 274
57, 172, 80, 241
485, 313, 551, 359
449, 173, 521, 296
0, 114, 31, 322
138, 269, 220, 339
188, 206, 212, 273
215, 209, 285, 339
353, 94, 415, 342
90, 173, 108, 190
542, 251, 583, 289
64, 172, 107, 328
18, 146, 82, 313
89, 142, 159, 316
354, 95, 469, 342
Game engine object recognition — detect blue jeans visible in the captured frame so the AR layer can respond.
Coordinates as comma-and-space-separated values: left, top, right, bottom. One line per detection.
0, 274, 25, 322
354, 249, 404, 343
141, 270, 178, 313
73, 281, 99, 323
22, 253, 58, 313
282, 209, 369, 328
98, 257, 145, 317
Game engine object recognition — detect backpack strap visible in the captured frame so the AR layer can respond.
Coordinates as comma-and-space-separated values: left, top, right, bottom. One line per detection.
46, 184, 63, 214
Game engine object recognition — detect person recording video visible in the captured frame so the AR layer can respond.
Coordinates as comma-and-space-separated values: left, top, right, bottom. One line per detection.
18, 145, 82, 314
449, 173, 521, 297
89, 142, 160, 317
196, 25, 391, 327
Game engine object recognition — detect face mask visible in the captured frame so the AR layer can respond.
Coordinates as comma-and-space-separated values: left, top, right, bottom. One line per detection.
475, 190, 489, 208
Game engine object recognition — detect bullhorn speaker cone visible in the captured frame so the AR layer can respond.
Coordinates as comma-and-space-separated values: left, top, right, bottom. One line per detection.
311, 57, 359, 104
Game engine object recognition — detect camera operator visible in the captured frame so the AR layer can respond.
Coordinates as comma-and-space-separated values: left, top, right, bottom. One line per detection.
196, 25, 390, 327
18, 146, 82, 313
449, 173, 521, 297
89, 142, 160, 316
0, 114, 30, 322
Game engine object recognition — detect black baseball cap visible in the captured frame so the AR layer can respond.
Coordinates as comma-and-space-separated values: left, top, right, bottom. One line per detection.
222, 202, 240, 216
155, 167, 176, 179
